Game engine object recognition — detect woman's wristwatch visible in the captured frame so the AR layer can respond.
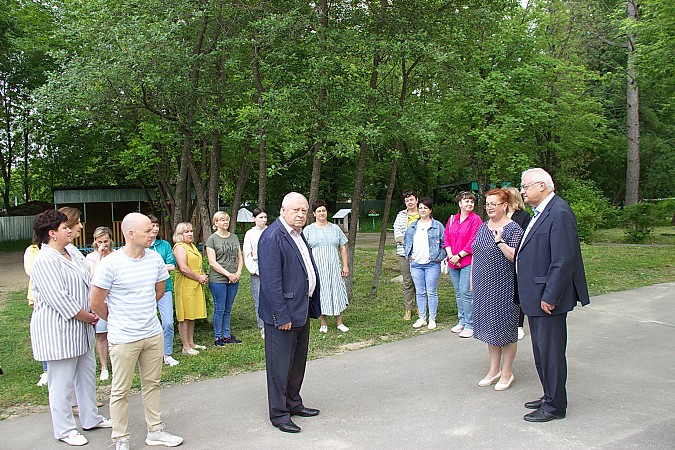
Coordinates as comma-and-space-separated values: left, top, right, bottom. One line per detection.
495, 240, 505, 246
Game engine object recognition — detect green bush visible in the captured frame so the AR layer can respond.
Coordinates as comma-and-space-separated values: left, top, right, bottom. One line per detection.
560, 181, 613, 243
652, 199, 675, 226
623, 203, 657, 243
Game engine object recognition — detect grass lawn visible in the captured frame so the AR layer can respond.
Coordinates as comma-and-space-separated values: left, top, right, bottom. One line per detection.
1, 240, 674, 419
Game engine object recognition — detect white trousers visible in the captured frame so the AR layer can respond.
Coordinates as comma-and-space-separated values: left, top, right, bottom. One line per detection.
47, 347, 104, 439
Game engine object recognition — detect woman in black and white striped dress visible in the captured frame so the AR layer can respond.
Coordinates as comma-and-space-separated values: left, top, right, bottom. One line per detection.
30, 210, 111, 446
303, 200, 350, 334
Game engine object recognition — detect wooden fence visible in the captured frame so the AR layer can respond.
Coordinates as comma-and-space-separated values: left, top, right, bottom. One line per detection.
0, 215, 35, 243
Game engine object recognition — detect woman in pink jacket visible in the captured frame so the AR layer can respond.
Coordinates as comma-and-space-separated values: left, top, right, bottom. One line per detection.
444, 191, 482, 338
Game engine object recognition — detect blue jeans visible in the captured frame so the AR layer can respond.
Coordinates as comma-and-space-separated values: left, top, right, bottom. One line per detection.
157, 290, 175, 355
449, 265, 473, 329
250, 275, 264, 329
409, 261, 441, 321
210, 282, 239, 339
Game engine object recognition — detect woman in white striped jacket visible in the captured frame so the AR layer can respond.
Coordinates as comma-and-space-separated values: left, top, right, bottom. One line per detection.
30, 209, 111, 446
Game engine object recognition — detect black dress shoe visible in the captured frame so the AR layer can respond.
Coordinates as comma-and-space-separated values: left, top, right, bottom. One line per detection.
291, 407, 320, 417
275, 420, 301, 433
524, 398, 543, 409
524, 408, 565, 422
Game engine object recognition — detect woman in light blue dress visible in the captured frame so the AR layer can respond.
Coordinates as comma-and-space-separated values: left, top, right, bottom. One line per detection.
303, 200, 350, 333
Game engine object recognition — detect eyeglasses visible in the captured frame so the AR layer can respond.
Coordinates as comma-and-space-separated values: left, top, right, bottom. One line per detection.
520, 181, 543, 191
484, 202, 506, 209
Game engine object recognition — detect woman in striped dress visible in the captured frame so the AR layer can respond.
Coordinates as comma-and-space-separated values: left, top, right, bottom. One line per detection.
303, 200, 350, 333
30, 210, 110, 446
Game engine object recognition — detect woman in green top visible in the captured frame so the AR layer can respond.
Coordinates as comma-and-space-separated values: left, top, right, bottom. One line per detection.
206, 211, 243, 346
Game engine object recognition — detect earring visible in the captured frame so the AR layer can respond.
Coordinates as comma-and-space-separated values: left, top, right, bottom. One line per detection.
53, 237, 57, 241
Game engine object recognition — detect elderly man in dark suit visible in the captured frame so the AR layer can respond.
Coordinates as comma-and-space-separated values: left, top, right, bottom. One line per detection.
258, 192, 321, 433
515, 168, 590, 423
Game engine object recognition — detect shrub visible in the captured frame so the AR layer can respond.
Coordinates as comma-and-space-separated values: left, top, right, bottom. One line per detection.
623, 203, 657, 243
560, 181, 613, 243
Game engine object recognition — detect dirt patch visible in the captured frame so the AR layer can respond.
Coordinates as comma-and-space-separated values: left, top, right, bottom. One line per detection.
0, 251, 29, 310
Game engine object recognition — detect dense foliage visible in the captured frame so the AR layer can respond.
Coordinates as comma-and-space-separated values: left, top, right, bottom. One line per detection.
1, 0, 673, 229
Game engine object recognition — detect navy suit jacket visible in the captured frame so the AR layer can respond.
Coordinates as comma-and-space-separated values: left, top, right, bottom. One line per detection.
516, 195, 590, 317
258, 218, 321, 327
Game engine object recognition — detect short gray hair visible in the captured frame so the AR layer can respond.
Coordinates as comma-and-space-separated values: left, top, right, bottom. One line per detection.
281, 192, 308, 208
522, 168, 555, 192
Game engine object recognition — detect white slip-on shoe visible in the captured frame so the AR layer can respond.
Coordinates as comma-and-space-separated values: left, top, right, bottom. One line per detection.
60, 431, 88, 446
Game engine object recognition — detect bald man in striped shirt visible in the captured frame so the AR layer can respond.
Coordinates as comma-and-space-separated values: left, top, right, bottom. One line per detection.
90, 213, 183, 449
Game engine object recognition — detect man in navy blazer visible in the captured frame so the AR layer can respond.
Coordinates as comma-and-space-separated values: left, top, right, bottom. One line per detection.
258, 192, 321, 433
515, 168, 590, 423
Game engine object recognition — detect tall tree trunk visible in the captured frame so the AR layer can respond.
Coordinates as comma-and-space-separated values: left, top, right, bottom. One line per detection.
187, 149, 212, 243
625, 0, 640, 205
345, 0, 386, 298
1, 92, 13, 210
208, 135, 222, 219
173, 136, 191, 226
230, 143, 253, 233
345, 139, 368, 299
252, 42, 267, 211
23, 117, 29, 202
308, 0, 329, 221
370, 156, 397, 297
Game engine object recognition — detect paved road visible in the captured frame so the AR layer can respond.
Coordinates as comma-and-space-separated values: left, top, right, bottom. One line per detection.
2, 283, 674, 449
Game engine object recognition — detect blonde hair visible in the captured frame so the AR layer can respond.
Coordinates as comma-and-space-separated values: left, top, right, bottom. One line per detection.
505, 186, 526, 212
91, 226, 114, 249
173, 222, 193, 243
58, 207, 81, 228
211, 211, 230, 231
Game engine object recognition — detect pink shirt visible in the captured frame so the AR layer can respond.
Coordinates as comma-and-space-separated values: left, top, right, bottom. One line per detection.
443, 212, 482, 269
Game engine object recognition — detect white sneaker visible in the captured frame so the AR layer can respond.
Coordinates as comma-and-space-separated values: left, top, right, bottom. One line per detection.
427, 320, 437, 330
84, 417, 112, 430
99, 369, 109, 381
336, 324, 349, 333
60, 431, 88, 446
115, 438, 130, 450
412, 318, 427, 329
458, 328, 474, 338
260, 328, 265, 340
164, 355, 180, 367
182, 348, 199, 355
450, 324, 464, 333
518, 327, 525, 340
319, 325, 328, 333
36, 372, 48, 386
146, 429, 184, 447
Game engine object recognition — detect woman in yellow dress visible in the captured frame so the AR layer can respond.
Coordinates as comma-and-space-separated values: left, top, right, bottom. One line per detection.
173, 222, 208, 355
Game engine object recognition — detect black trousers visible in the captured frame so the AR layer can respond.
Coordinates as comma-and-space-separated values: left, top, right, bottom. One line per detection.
528, 313, 568, 415
264, 320, 310, 425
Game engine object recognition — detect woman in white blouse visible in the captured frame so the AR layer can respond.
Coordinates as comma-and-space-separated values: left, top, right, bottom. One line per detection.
242, 208, 268, 338
30, 210, 111, 446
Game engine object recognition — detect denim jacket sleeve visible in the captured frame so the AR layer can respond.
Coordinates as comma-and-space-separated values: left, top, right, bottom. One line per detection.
429, 219, 448, 262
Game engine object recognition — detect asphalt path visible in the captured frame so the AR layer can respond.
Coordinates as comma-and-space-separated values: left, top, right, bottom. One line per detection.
1, 282, 674, 449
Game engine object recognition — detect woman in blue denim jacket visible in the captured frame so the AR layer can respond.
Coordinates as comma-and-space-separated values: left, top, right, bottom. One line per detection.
404, 197, 447, 330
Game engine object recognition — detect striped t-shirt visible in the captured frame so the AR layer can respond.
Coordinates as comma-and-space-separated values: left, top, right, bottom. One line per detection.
92, 248, 169, 344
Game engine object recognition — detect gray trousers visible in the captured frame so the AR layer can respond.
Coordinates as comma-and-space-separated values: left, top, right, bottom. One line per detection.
250, 275, 264, 329
398, 255, 417, 311
47, 347, 104, 439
